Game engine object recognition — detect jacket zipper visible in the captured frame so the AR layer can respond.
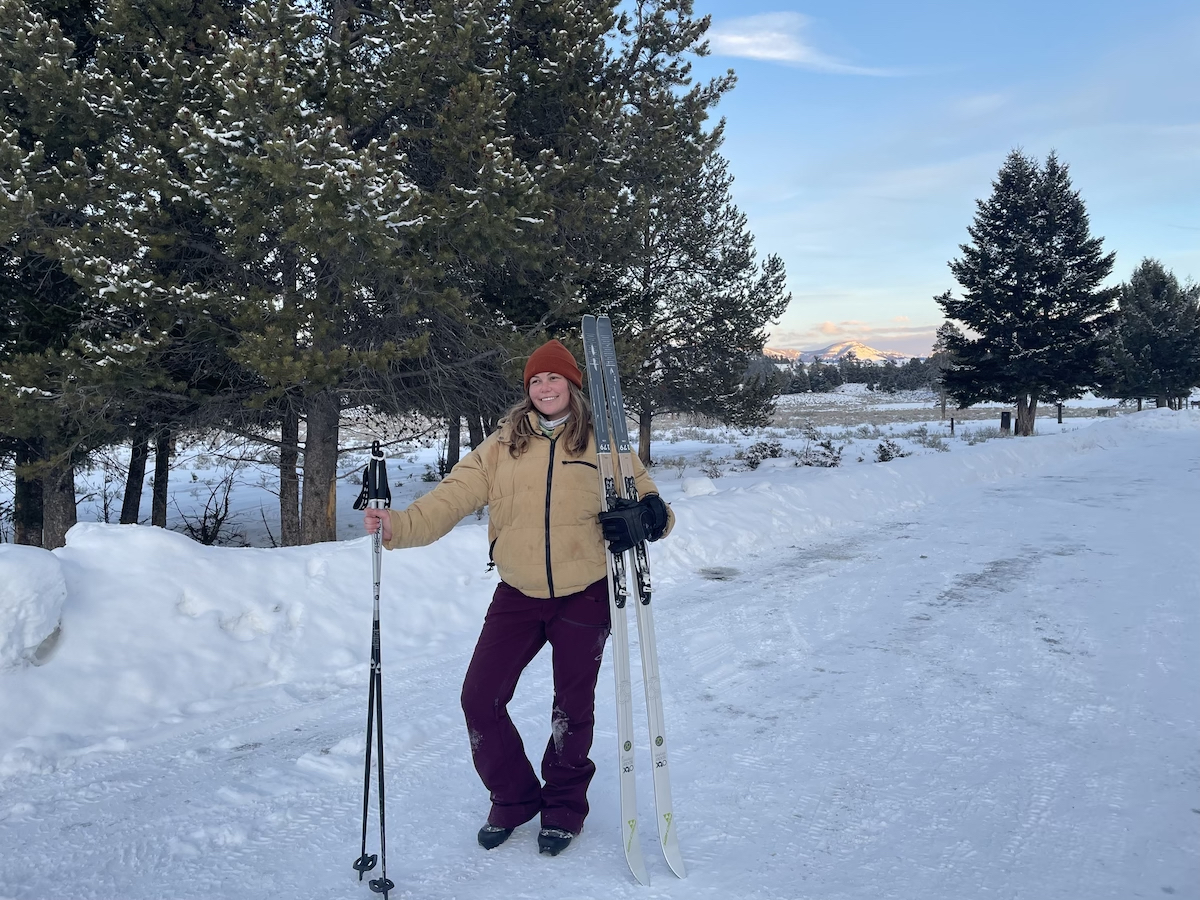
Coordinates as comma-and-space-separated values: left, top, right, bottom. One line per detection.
544, 436, 557, 599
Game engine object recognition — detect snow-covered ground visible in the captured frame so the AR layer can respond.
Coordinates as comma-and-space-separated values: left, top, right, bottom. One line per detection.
1, 408, 1198, 899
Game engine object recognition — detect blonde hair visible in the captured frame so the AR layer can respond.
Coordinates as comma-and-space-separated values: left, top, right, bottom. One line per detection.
501, 382, 593, 458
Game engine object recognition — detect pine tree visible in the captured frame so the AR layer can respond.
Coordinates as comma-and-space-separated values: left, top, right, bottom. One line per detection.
807, 359, 842, 392
1099, 258, 1200, 408
163, 0, 416, 543
487, 0, 624, 331
603, 0, 789, 464
930, 321, 963, 418
784, 360, 810, 394
1, 0, 251, 545
837, 350, 871, 385
0, 0, 119, 547
165, 0, 555, 542
91, 0, 255, 529
936, 150, 1118, 435
379, 0, 555, 455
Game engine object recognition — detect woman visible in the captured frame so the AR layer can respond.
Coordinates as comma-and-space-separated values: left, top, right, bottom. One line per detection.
363, 338, 672, 857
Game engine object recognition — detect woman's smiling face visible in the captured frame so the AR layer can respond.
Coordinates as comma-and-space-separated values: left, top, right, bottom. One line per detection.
528, 371, 570, 418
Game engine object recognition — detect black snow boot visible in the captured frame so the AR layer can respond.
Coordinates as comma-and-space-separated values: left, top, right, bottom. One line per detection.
537, 827, 575, 856
477, 823, 514, 850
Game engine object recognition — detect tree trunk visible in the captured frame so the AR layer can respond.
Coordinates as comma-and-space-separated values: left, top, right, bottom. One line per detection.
13, 440, 44, 546
1155, 395, 1167, 408
467, 413, 485, 449
152, 430, 171, 527
42, 461, 77, 550
638, 402, 652, 467
301, 390, 340, 545
280, 406, 301, 546
1137, 398, 1143, 411
1015, 392, 1039, 436
278, 244, 302, 546
120, 425, 150, 525
446, 412, 462, 471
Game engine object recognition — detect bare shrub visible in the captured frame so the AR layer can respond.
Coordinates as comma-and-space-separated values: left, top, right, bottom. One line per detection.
962, 427, 1010, 445
654, 455, 689, 478
174, 469, 248, 546
697, 450, 724, 479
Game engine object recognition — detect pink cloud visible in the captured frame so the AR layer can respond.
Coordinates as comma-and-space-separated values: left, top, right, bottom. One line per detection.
768, 320, 940, 357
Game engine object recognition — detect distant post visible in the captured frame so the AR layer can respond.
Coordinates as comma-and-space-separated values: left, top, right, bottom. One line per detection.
950, 417, 955, 435
1000, 411, 1012, 434
1057, 402, 1063, 424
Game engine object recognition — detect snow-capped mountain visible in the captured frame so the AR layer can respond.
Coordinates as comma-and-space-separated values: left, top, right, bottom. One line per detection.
767, 340, 912, 364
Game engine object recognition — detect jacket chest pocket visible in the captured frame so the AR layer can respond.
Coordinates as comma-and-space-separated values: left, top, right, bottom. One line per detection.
557, 459, 603, 516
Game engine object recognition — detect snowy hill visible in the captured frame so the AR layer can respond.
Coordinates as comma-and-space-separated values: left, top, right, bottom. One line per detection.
1, 410, 1198, 899
768, 340, 912, 364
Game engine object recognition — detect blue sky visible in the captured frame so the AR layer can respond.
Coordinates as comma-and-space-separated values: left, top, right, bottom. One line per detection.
685, 1, 1200, 356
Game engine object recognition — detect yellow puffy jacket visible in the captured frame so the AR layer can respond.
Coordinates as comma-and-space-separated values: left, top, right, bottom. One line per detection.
383, 412, 673, 599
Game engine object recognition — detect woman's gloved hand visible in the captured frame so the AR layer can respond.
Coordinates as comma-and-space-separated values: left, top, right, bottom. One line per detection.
597, 494, 669, 555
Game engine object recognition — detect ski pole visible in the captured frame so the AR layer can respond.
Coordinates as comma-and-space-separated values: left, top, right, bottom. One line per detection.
352, 441, 394, 897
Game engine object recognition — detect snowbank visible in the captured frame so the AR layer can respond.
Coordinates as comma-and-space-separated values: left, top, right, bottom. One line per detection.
0, 545, 66, 670
0, 521, 496, 776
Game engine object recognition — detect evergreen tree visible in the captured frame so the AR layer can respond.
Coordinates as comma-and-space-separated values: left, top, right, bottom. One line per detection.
873, 358, 901, 393
2, 0, 248, 543
482, 0, 623, 333
92, 0, 255, 529
899, 357, 936, 392
929, 321, 963, 417
163, 0, 548, 542
784, 360, 810, 394
837, 350, 871, 385
1099, 258, 1200, 408
936, 150, 1118, 435
603, 0, 789, 464
807, 358, 842, 392
0, 0, 118, 547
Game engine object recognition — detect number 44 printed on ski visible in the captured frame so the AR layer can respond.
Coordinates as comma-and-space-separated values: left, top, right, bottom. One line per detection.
582, 314, 686, 886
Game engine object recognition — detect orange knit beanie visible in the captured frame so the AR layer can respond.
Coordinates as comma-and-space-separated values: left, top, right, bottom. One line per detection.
523, 339, 583, 390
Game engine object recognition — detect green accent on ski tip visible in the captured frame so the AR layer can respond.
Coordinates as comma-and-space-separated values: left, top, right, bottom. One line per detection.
626, 819, 638, 851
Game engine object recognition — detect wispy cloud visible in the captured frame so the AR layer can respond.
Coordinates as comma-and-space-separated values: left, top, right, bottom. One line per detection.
951, 92, 1012, 119
708, 13, 895, 76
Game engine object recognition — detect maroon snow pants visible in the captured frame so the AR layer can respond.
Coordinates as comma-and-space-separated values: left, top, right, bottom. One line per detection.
460, 578, 611, 834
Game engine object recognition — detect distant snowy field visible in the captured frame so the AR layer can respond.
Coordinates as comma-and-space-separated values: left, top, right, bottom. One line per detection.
1, 398, 1198, 899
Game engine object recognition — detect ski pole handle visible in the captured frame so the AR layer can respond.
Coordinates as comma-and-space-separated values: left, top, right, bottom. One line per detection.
367, 441, 391, 510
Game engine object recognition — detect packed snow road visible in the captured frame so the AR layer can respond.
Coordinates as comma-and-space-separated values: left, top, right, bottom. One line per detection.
1, 413, 1197, 899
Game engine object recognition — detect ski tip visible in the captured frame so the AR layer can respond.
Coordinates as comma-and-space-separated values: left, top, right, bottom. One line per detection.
623, 821, 650, 886
664, 851, 688, 879
627, 854, 650, 887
